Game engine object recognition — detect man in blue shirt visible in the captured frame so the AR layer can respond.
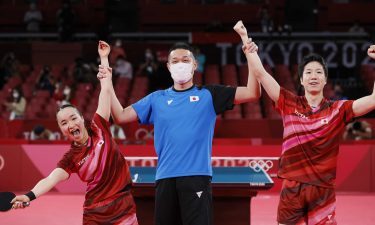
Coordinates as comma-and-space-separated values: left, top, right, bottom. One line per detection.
98, 40, 260, 225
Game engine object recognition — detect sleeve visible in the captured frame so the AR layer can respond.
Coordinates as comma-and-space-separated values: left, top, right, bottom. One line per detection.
340, 100, 355, 124
13, 98, 26, 114
273, 87, 297, 114
92, 113, 111, 137
132, 93, 154, 124
57, 151, 75, 176
204, 85, 236, 114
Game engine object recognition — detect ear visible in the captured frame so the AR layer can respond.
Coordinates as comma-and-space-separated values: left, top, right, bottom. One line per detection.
166, 62, 171, 72
193, 59, 198, 71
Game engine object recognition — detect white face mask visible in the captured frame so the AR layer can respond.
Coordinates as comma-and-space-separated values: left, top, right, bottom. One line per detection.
63, 87, 71, 96
13, 92, 19, 99
170, 62, 194, 84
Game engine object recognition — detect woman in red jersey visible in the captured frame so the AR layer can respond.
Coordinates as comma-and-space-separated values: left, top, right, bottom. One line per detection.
235, 20, 375, 225
11, 43, 138, 225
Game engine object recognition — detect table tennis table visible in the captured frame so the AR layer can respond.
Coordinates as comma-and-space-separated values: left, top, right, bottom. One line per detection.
130, 166, 274, 225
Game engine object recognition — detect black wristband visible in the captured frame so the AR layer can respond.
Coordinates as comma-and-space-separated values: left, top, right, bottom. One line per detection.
24, 191, 36, 201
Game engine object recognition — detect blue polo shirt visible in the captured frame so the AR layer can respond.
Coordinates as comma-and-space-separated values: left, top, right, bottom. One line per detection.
132, 85, 236, 180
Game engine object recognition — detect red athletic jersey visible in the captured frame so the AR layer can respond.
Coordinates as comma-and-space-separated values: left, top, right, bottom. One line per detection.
275, 88, 354, 188
58, 113, 133, 208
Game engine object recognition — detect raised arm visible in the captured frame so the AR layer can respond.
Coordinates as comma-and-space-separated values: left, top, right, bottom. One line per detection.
352, 45, 375, 117
233, 20, 281, 103
11, 168, 69, 209
96, 65, 112, 121
232, 21, 261, 104
98, 41, 138, 124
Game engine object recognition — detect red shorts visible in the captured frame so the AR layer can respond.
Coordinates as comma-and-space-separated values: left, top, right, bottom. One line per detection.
277, 179, 337, 225
83, 192, 138, 225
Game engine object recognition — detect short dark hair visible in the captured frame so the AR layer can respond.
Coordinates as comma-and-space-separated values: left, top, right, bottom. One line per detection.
33, 125, 45, 135
56, 104, 82, 116
353, 121, 363, 130
168, 42, 195, 59
298, 53, 328, 79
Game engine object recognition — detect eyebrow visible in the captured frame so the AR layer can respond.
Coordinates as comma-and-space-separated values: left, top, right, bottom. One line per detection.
60, 114, 77, 123
305, 68, 323, 71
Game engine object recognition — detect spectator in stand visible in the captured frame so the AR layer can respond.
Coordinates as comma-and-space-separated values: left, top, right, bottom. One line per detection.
110, 39, 126, 65
30, 125, 56, 140
114, 55, 133, 79
138, 48, 158, 76
343, 120, 373, 141
257, 4, 274, 33
331, 84, 348, 100
0, 52, 20, 89
54, 82, 73, 106
4, 87, 27, 120
73, 57, 98, 87
56, 1, 75, 41
194, 46, 206, 74
349, 21, 365, 33
36, 65, 55, 95
109, 118, 126, 140
24, 3, 43, 32
138, 48, 159, 92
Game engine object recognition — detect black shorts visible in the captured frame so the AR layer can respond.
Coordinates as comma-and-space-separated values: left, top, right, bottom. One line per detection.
155, 176, 212, 225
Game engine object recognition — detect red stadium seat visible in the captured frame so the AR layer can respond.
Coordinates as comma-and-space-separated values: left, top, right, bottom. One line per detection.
21, 83, 34, 100
50, 64, 65, 80
6, 76, 22, 89
19, 64, 31, 77
76, 83, 94, 92
34, 90, 51, 99
130, 77, 148, 97
221, 64, 238, 86
204, 64, 220, 85
193, 71, 203, 86
223, 106, 242, 119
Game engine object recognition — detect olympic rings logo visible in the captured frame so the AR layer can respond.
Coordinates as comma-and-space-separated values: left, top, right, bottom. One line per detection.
249, 159, 273, 172
135, 128, 154, 140
0, 154, 4, 171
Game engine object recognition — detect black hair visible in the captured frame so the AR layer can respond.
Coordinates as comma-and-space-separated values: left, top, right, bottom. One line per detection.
298, 53, 328, 80
168, 42, 195, 59
56, 104, 82, 116
33, 125, 45, 135
353, 121, 363, 130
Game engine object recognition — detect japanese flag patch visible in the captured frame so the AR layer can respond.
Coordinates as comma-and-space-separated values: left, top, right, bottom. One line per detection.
190, 96, 199, 102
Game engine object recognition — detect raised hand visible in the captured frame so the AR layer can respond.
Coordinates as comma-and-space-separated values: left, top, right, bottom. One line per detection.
98, 40, 110, 58
233, 20, 249, 44
97, 65, 112, 80
368, 45, 375, 60
241, 39, 258, 54
234, 20, 258, 55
